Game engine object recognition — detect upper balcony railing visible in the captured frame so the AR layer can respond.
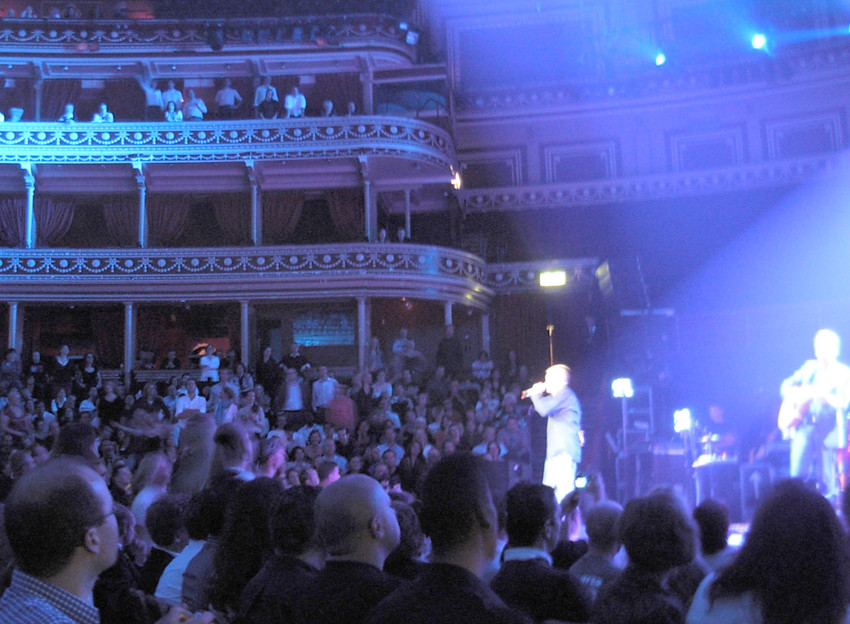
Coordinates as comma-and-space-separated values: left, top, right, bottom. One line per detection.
0, 242, 494, 307
0, 13, 415, 57
0, 116, 456, 170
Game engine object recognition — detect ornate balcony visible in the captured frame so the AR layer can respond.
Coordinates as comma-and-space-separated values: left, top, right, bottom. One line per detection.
0, 117, 456, 193
0, 13, 414, 58
457, 154, 842, 213
0, 243, 493, 308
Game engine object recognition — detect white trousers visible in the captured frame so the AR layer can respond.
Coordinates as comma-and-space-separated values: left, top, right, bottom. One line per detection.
543, 453, 577, 504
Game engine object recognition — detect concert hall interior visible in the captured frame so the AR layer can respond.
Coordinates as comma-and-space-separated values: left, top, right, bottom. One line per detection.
2, 0, 850, 547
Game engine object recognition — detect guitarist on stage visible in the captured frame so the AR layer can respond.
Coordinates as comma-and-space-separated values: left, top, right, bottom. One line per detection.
780, 329, 850, 501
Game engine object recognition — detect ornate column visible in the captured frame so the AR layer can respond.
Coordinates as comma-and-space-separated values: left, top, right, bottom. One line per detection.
359, 156, 377, 241
480, 312, 491, 355
133, 161, 147, 248
33, 78, 43, 122
444, 301, 453, 327
21, 163, 35, 249
360, 61, 374, 114
357, 296, 368, 372
123, 302, 136, 390
240, 300, 251, 369
247, 161, 261, 246
404, 188, 412, 240
7, 302, 19, 350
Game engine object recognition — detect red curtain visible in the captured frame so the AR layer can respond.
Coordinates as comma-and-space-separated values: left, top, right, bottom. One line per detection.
102, 195, 138, 247
262, 191, 304, 244
35, 198, 75, 246
148, 195, 190, 246
0, 199, 25, 247
325, 188, 364, 241
42, 79, 82, 121
212, 193, 251, 245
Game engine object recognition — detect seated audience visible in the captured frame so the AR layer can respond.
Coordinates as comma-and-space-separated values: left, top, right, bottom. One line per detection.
691, 498, 735, 573
235, 486, 322, 624
569, 500, 624, 601
296, 474, 402, 623
365, 453, 532, 624
591, 491, 696, 624
687, 479, 850, 624
491, 482, 591, 622
140, 494, 190, 594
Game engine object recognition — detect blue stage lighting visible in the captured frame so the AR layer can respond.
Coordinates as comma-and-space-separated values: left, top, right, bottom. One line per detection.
751, 33, 767, 50
655, 52, 667, 66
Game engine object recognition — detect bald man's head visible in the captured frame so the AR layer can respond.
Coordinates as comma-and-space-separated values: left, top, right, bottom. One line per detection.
5, 458, 118, 578
315, 474, 400, 559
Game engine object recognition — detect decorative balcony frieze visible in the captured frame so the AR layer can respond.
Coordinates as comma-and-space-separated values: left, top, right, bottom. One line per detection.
484, 259, 599, 294
0, 14, 412, 56
0, 117, 455, 170
0, 243, 493, 308
455, 41, 850, 114
458, 154, 841, 212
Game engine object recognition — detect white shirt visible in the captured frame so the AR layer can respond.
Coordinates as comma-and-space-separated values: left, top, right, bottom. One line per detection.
155, 539, 206, 605
312, 377, 338, 410
162, 88, 183, 109
254, 84, 279, 107
175, 394, 207, 428
199, 354, 220, 382
215, 87, 243, 108
183, 98, 207, 120
284, 92, 307, 117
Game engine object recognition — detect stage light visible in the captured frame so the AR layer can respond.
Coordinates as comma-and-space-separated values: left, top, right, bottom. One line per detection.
539, 270, 567, 288
450, 168, 462, 190
611, 377, 634, 399
751, 33, 767, 50
405, 30, 420, 45
673, 408, 692, 433
655, 52, 666, 66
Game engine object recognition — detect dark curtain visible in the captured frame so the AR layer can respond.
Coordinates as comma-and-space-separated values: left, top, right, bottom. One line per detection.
42, 79, 82, 121
325, 188, 364, 241
148, 195, 190, 246
1, 78, 35, 121
89, 307, 123, 368
262, 191, 304, 244
102, 195, 139, 247
313, 73, 361, 115
104, 79, 145, 122
0, 199, 25, 247
35, 198, 75, 247
212, 193, 251, 245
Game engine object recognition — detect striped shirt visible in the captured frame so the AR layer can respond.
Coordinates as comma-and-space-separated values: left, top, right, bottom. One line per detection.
0, 569, 100, 624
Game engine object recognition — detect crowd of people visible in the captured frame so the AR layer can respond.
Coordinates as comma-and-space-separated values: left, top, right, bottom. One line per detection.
0, 330, 848, 623
2, 78, 359, 124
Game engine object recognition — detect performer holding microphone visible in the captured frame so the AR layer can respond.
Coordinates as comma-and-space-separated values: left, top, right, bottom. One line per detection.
523, 364, 582, 503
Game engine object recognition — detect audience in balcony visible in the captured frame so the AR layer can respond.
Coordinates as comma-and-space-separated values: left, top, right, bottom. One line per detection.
215, 78, 243, 120
138, 78, 164, 121
57, 102, 76, 123
91, 102, 114, 123
320, 99, 334, 117
164, 100, 183, 122
253, 76, 278, 114
162, 80, 184, 112
284, 86, 307, 118
183, 89, 208, 121
257, 89, 281, 120
346, 100, 357, 116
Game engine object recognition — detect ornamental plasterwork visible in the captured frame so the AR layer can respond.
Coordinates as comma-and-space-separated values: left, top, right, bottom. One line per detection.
455, 42, 850, 112
484, 259, 599, 294
0, 244, 485, 282
0, 118, 455, 168
458, 154, 841, 212
0, 14, 409, 51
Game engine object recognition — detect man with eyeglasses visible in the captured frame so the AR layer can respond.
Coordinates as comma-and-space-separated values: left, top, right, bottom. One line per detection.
0, 458, 209, 623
